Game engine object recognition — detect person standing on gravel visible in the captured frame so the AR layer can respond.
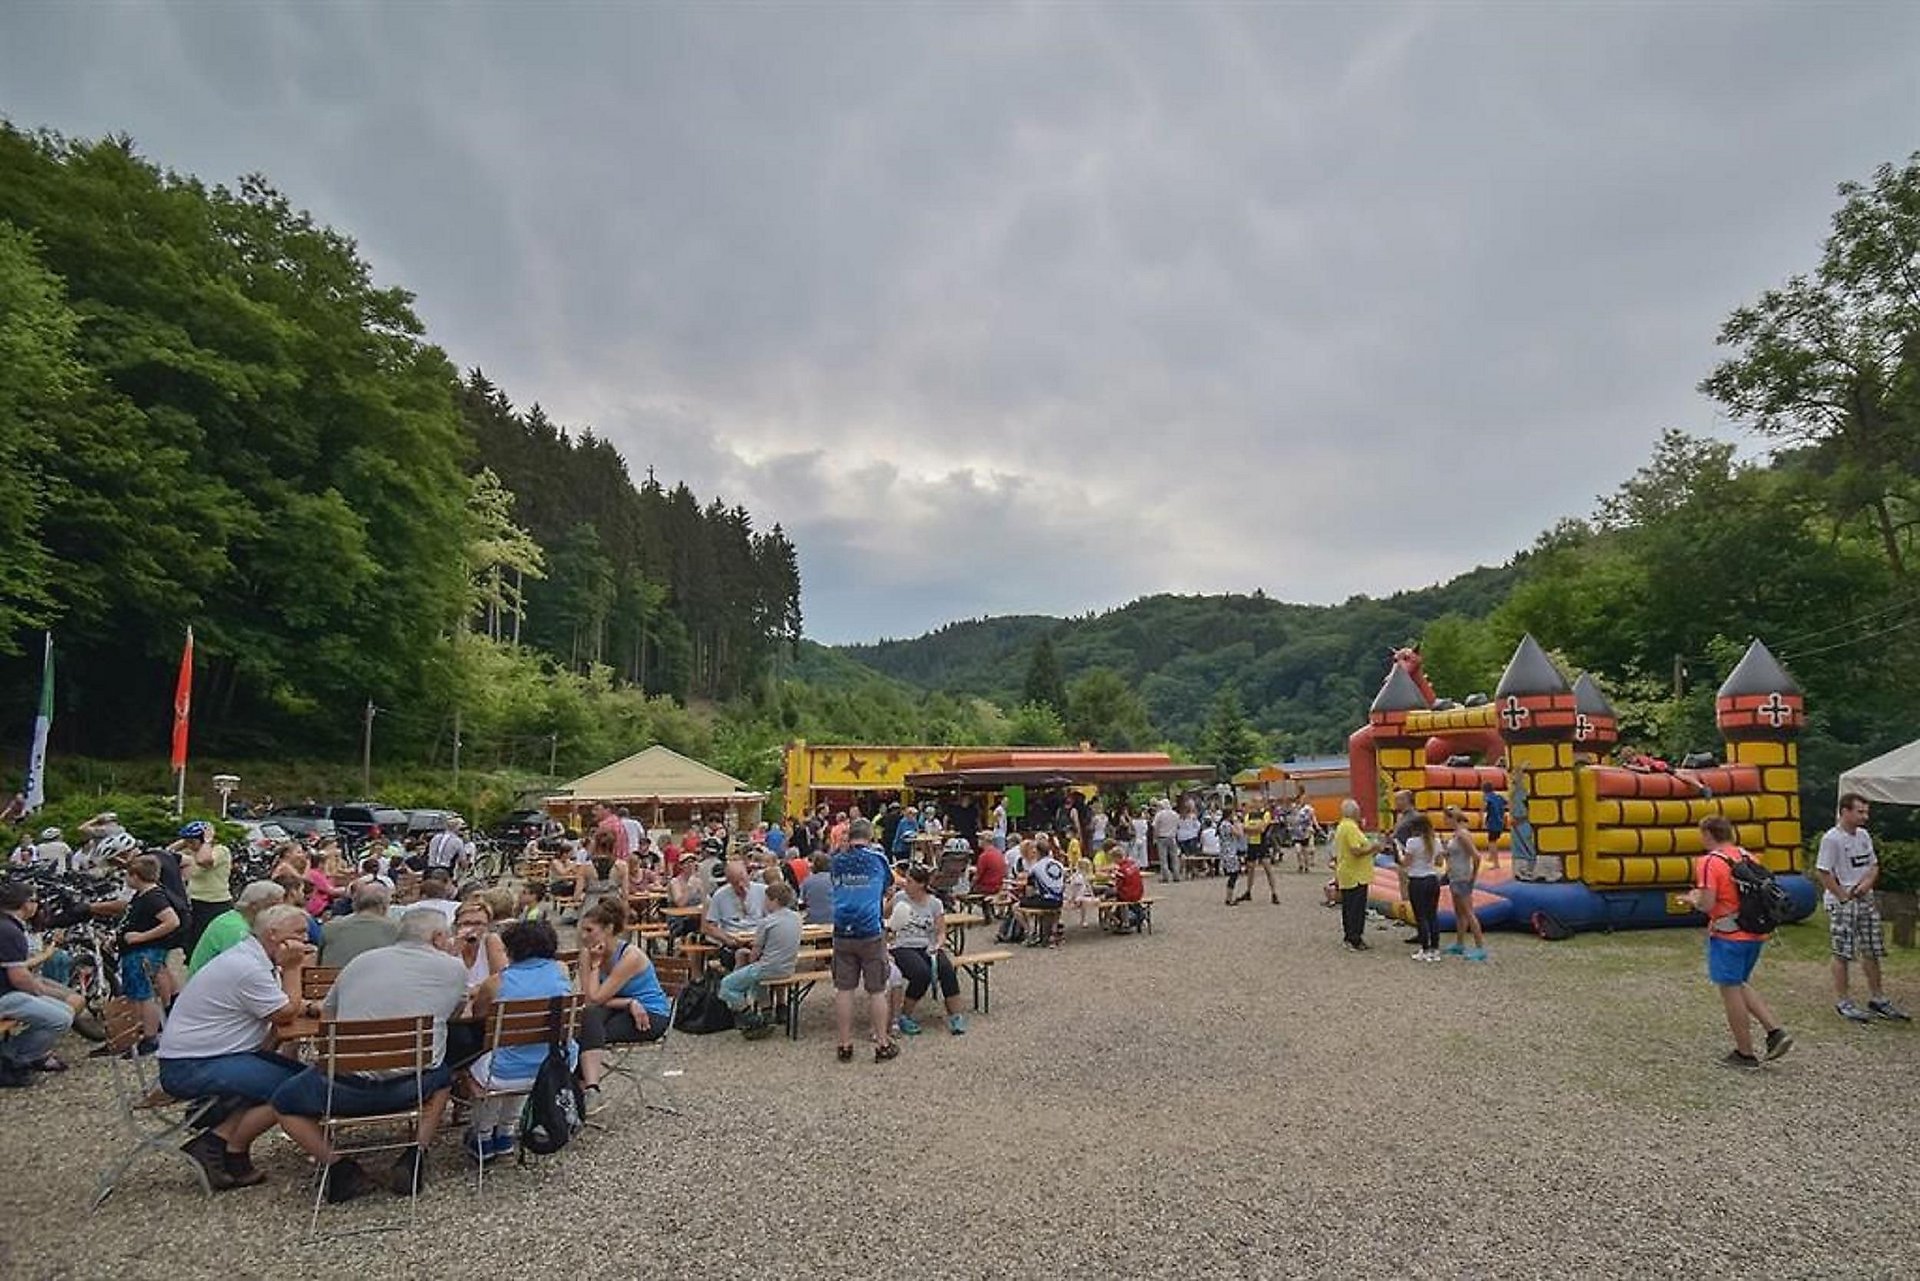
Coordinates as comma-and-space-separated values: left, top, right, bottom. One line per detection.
1151, 800, 1180, 882
1816, 793, 1909, 1024
830, 818, 898, 1063
1332, 800, 1381, 951
1689, 816, 1792, 1070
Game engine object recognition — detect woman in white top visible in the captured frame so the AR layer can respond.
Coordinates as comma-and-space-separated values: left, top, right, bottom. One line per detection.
453, 899, 507, 990
1395, 813, 1445, 961
887, 866, 965, 1036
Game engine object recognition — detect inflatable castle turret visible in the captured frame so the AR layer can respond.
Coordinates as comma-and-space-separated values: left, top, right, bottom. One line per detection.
1715, 638, 1805, 872
1353, 633, 1817, 933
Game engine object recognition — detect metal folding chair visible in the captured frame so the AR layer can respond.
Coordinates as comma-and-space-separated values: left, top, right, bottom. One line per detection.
594, 956, 687, 1119
91, 999, 221, 1209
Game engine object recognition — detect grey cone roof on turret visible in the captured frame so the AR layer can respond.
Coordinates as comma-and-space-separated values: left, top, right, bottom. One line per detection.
1370, 663, 1430, 714
1494, 634, 1570, 699
1572, 672, 1616, 718
1716, 638, 1800, 699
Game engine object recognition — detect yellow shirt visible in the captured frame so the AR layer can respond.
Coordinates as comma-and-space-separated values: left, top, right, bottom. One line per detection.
1091, 847, 1117, 873
185, 843, 233, 902
1332, 819, 1377, 891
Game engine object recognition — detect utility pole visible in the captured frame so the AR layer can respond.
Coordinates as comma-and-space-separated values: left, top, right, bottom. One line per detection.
549, 732, 559, 777
361, 700, 376, 796
1672, 655, 1686, 701
452, 707, 462, 791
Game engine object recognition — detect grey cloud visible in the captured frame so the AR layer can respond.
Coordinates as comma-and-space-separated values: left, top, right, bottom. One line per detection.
4, 2, 1917, 642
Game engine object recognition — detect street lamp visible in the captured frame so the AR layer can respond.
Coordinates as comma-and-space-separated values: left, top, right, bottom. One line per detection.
213, 774, 239, 819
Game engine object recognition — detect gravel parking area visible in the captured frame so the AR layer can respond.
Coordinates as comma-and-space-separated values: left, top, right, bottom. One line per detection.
2, 874, 1914, 1280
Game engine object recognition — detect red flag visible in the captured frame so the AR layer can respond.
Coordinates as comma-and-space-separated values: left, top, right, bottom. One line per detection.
171, 627, 193, 772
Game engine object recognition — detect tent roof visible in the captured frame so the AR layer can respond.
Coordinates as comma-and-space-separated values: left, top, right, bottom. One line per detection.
552, 744, 763, 804
1838, 738, 1920, 806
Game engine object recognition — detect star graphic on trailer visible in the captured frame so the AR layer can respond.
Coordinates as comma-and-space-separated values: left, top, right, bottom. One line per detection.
841, 754, 865, 778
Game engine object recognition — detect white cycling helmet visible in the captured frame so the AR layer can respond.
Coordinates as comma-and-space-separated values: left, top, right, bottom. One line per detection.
38, 827, 62, 842
943, 837, 973, 856
95, 832, 139, 860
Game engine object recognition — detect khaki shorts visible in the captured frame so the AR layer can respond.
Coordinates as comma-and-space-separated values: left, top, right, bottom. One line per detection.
831, 934, 889, 993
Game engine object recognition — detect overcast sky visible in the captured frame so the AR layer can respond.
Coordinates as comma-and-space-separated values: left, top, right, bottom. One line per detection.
4, 3, 1917, 642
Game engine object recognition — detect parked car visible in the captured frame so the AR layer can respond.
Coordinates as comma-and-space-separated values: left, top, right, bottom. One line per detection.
267, 802, 403, 848
237, 820, 294, 853
404, 809, 465, 837
327, 804, 410, 846
264, 806, 340, 843
491, 809, 557, 844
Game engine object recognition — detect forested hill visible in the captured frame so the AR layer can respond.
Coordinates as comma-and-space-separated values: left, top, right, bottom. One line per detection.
840, 565, 1521, 755
0, 125, 796, 764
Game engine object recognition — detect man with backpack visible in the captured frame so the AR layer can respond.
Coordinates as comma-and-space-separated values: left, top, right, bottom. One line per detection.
1688, 816, 1793, 1070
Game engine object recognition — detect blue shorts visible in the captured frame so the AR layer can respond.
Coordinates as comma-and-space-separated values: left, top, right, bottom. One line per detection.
158, 1050, 305, 1104
120, 945, 170, 1001
270, 1063, 453, 1117
1706, 935, 1764, 986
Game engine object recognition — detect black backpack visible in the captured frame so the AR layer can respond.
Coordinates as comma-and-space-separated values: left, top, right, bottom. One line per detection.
995, 911, 1027, 944
1531, 910, 1575, 941
672, 974, 736, 1035
1711, 851, 1791, 936
518, 998, 584, 1156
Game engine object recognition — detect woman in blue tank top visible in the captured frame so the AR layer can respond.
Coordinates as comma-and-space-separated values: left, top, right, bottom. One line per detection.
576, 899, 671, 1099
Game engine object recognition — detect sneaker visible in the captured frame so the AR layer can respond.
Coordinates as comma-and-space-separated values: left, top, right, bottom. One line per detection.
1443, 944, 1466, 956
178, 1130, 237, 1191
1410, 949, 1429, 962
836, 1044, 854, 1062
1342, 940, 1362, 952
323, 1157, 371, 1204
948, 1014, 967, 1036
1763, 1028, 1793, 1061
1836, 1000, 1874, 1024
1719, 1050, 1762, 1071
1465, 948, 1488, 962
1868, 998, 1911, 1022
486, 1133, 516, 1160
386, 1146, 427, 1196
740, 1017, 776, 1042
461, 1130, 491, 1163
1351, 939, 1371, 951
874, 1042, 900, 1063
896, 1015, 923, 1036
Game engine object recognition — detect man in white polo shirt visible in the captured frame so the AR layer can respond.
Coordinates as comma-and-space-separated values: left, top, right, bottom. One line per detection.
156, 903, 314, 1190
1817, 792, 1909, 1023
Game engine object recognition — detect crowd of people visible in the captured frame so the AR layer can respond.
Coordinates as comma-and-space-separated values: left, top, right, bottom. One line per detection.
0, 780, 1909, 1212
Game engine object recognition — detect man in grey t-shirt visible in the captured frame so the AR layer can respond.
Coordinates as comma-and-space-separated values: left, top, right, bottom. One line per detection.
1816, 793, 1908, 1023
718, 883, 802, 1037
271, 908, 470, 1200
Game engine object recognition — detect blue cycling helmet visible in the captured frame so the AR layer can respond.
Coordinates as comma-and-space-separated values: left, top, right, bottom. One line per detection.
178, 820, 213, 840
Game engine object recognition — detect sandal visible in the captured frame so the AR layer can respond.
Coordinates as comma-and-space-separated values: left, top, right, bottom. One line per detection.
835, 1044, 854, 1063
873, 1042, 899, 1063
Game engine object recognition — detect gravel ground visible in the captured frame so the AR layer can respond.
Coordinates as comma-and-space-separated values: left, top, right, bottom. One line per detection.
3, 872, 1915, 1280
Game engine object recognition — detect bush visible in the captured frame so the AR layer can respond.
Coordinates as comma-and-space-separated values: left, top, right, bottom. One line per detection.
1875, 840, 1920, 895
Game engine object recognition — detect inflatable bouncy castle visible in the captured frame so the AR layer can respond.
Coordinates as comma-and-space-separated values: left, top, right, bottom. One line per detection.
1350, 635, 1818, 933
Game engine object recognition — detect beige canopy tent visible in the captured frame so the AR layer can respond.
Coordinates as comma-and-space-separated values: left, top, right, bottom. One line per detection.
1838, 738, 1920, 805
544, 744, 766, 833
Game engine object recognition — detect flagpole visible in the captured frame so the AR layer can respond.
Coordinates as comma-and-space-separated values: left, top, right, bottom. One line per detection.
172, 627, 194, 817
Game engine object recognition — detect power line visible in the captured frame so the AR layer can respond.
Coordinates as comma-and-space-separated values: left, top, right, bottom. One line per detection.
1765, 593, 1919, 652
1779, 612, 1920, 662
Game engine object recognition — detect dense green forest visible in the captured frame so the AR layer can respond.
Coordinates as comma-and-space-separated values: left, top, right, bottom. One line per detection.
1, 123, 1914, 831
0, 126, 796, 777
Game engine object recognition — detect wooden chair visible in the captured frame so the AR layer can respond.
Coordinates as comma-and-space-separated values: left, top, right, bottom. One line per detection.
304, 1014, 437, 1236
91, 999, 222, 1209
464, 993, 583, 1188
301, 967, 341, 1004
